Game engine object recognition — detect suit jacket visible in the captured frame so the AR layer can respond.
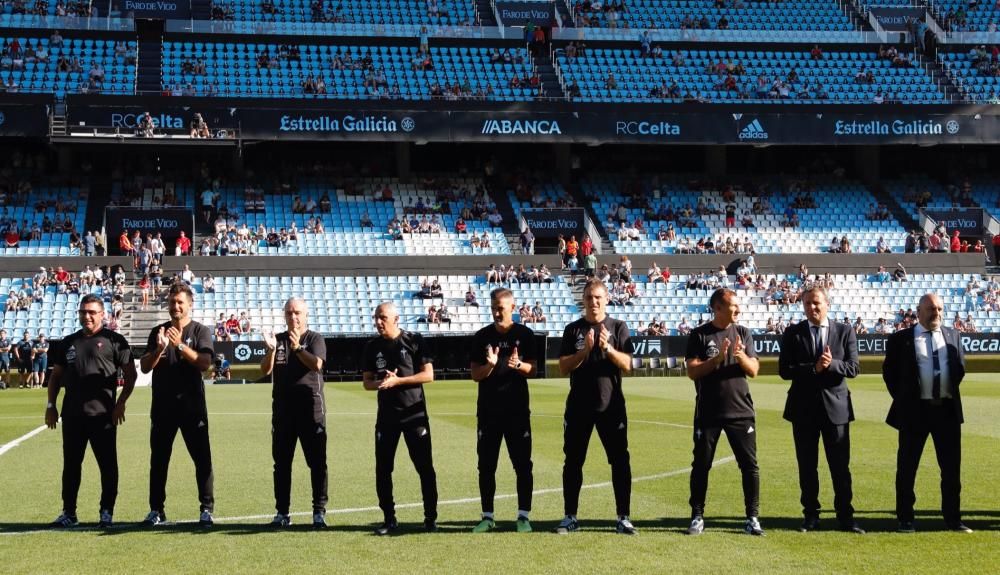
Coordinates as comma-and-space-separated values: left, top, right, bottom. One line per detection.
779, 320, 860, 425
883, 326, 965, 430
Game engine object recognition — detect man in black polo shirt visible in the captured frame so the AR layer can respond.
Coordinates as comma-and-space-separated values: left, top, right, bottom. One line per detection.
261, 297, 328, 528
469, 288, 537, 533
362, 302, 438, 536
139, 282, 216, 527
685, 288, 763, 536
0, 328, 11, 388
556, 279, 635, 535
15, 330, 33, 388
45, 294, 137, 528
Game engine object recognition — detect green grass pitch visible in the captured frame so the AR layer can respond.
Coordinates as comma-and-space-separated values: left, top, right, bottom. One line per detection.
1, 374, 998, 574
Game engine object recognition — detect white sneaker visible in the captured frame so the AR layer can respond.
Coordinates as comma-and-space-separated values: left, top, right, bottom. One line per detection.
688, 516, 705, 535
744, 516, 764, 536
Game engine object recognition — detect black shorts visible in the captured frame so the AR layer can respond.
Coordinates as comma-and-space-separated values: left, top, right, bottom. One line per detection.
17, 360, 31, 374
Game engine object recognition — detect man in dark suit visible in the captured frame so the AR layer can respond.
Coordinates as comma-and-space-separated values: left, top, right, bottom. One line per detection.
779, 286, 864, 534
883, 293, 971, 533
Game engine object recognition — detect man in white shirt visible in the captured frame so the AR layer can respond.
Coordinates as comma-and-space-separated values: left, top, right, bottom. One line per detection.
882, 293, 970, 533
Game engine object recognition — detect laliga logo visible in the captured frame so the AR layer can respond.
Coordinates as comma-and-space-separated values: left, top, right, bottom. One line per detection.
234, 344, 252, 362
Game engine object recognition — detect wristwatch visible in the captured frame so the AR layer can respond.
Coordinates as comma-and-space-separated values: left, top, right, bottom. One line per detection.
46, 402, 55, 409
295, 346, 306, 354
515, 361, 522, 370
177, 343, 187, 352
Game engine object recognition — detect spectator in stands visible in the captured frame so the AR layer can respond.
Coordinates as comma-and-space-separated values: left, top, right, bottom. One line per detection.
532, 302, 546, 323
648, 262, 664, 283
215, 313, 230, 341
964, 314, 977, 333
538, 264, 553, 283
465, 287, 479, 308
480, 232, 492, 249
180, 264, 195, 285
950, 230, 961, 253
891, 263, 907, 282
952, 313, 965, 333
677, 316, 692, 336
876, 265, 891, 283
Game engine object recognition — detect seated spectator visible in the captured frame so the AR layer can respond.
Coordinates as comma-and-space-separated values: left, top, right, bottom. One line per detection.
532, 302, 546, 323
360, 211, 373, 228
424, 305, 439, 324
892, 263, 907, 282
876, 265, 891, 283
214, 313, 230, 341
854, 317, 867, 335
238, 312, 252, 333
647, 262, 664, 283
875, 236, 891, 254
952, 313, 965, 332
677, 316, 692, 335
416, 278, 433, 299
519, 302, 534, 324
464, 286, 478, 307
437, 303, 451, 324
430, 278, 443, 298
455, 218, 467, 233
225, 314, 241, 336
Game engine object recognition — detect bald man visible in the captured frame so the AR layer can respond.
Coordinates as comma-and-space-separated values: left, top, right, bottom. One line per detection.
363, 302, 438, 536
262, 298, 327, 528
884, 293, 970, 533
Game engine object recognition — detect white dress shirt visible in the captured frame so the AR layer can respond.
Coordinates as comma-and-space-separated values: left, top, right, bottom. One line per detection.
913, 324, 952, 399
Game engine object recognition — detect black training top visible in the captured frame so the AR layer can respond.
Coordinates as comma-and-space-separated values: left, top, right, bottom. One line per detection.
272, 330, 327, 421
559, 316, 631, 415
685, 322, 757, 423
363, 330, 432, 425
146, 321, 214, 420
471, 323, 536, 418
55, 328, 132, 418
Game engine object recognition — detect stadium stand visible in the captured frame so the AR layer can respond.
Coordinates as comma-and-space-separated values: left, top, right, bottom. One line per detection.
0, 35, 135, 96
117, 176, 511, 255
206, 0, 477, 25
1, 185, 87, 256
555, 47, 946, 103
0, 275, 110, 338
179, 271, 1000, 340
938, 50, 1000, 103
571, 0, 854, 31
585, 175, 907, 254
931, 1, 1000, 31
161, 42, 537, 99
190, 273, 576, 337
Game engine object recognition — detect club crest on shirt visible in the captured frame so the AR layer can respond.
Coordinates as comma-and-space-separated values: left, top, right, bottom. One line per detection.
575, 332, 586, 351
275, 343, 287, 365
399, 349, 408, 360
375, 352, 387, 371
65, 345, 77, 362
706, 340, 719, 359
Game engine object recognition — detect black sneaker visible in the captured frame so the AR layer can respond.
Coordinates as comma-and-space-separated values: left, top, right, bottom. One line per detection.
50, 512, 79, 528
946, 522, 973, 533
897, 520, 916, 533
98, 509, 114, 529
554, 516, 579, 534
374, 518, 399, 536
800, 516, 820, 532
199, 511, 214, 527
616, 516, 637, 535
313, 511, 327, 529
270, 513, 292, 528
424, 518, 438, 532
142, 510, 167, 527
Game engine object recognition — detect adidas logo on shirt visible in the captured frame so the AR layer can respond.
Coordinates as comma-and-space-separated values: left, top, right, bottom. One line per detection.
738, 119, 769, 141
747, 426, 755, 434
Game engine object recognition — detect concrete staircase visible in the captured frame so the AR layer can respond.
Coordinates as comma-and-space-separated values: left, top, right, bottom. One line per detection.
124, 288, 168, 347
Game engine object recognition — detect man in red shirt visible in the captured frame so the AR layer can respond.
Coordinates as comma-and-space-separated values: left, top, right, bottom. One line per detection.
225, 314, 241, 336
566, 235, 579, 265
119, 230, 133, 256
54, 266, 70, 284
950, 230, 961, 253
580, 234, 592, 258
176, 231, 192, 256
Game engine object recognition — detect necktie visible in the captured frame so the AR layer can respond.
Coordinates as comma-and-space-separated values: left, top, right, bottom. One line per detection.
927, 331, 941, 399
812, 325, 822, 359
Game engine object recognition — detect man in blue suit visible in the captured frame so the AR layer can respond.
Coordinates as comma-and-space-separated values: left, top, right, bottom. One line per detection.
883, 293, 971, 533
779, 286, 864, 534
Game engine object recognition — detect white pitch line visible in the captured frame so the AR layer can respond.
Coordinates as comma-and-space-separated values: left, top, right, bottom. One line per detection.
177, 456, 736, 524
0, 425, 47, 457
0, 457, 735, 534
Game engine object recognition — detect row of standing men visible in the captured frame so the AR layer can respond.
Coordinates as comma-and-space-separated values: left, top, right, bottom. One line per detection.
44, 280, 970, 534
